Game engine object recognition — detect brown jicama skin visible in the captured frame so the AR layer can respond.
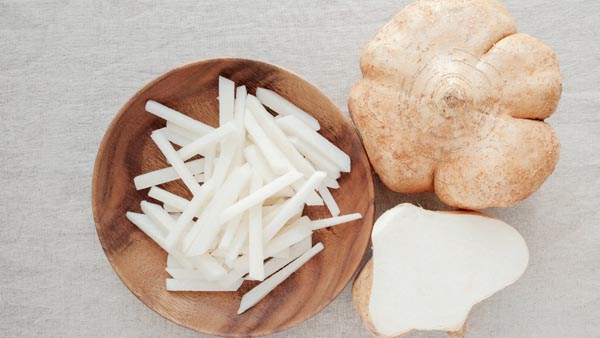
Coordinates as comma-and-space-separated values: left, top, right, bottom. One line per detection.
348, 0, 561, 210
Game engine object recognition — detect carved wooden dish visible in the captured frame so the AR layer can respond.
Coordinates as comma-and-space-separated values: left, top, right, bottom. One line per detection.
92, 58, 374, 336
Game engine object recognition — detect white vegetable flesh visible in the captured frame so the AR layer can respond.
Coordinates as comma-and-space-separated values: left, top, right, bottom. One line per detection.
127, 76, 361, 314
369, 204, 529, 337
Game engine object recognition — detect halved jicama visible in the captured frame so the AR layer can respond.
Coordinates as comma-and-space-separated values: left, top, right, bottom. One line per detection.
134, 158, 204, 190
218, 76, 235, 125
146, 100, 214, 135
263, 171, 327, 242
237, 242, 324, 314
151, 130, 202, 195
277, 115, 350, 172
255, 87, 320, 131
311, 213, 363, 230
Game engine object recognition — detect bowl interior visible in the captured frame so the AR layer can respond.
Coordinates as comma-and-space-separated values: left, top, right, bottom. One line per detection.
92, 58, 374, 336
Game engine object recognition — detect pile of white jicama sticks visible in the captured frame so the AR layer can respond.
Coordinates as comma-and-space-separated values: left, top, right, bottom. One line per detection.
126, 76, 362, 314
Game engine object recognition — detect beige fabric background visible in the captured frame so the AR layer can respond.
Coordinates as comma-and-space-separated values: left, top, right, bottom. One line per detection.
1, 1, 599, 337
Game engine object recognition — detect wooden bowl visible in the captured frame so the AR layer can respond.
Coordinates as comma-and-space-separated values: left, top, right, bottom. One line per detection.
92, 58, 374, 337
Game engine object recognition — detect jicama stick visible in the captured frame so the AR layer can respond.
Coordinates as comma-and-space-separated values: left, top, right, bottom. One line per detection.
243, 144, 276, 183
263, 171, 327, 242
225, 219, 249, 268
219, 76, 235, 125
140, 201, 176, 234
237, 242, 324, 314
162, 127, 193, 147
246, 95, 317, 178
148, 186, 189, 212
134, 158, 204, 190
166, 257, 227, 281
277, 115, 350, 172
164, 181, 215, 249
234, 85, 247, 131
244, 108, 289, 174
163, 204, 180, 213
266, 217, 312, 255
218, 211, 246, 250
166, 278, 243, 292
146, 100, 214, 135
194, 173, 205, 183
255, 87, 320, 131
151, 130, 201, 195
166, 121, 202, 141
185, 164, 252, 256
203, 147, 215, 181
219, 170, 303, 225
177, 122, 236, 161
324, 177, 340, 189
248, 172, 265, 281
288, 136, 340, 179
250, 237, 313, 281
310, 213, 363, 230
317, 186, 340, 217
271, 247, 291, 258
126, 212, 167, 248
211, 134, 242, 188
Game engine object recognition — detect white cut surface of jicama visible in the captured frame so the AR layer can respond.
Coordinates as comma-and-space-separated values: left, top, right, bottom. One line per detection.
266, 216, 312, 255
148, 186, 189, 212
324, 177, 340, 189
166, 256, 227, 281
250, 237, 313, 281
263, 171, 327, 242
218, 213, 245, 250
255, 87, 320, 131
134, 159, 204, 190
185, 164, 252, 256
244, 108, 289, 174
166, 278, 243, 292
151, 130, 201, 195
288, 136, 340, 179
127, 77, 363, 314
311, 213, 363, 230
211, 134, 242, 188
163, 204, 180, 213
244, 144, 276, 182
225, 217, 249, 267
140, 201, 175, 234
162, 127, 193, 147
248, 172, 265, 280
246, 95, 317, 178
164, 181, 215, 249
219, 76, 235, 125
177, 122, 236, 161
166, 121, 202, 141
219, 170, 303, 224
369, 204, 529, 337
234, 85, 247, 131
277, 115, 350, 172
146, 100, 214, 135
237, 242, 324, 314
203, 147, 215, 181
317, 186, 340, 217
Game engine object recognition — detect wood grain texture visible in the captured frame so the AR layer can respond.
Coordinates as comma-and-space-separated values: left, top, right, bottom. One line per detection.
92, 58, 375, 337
